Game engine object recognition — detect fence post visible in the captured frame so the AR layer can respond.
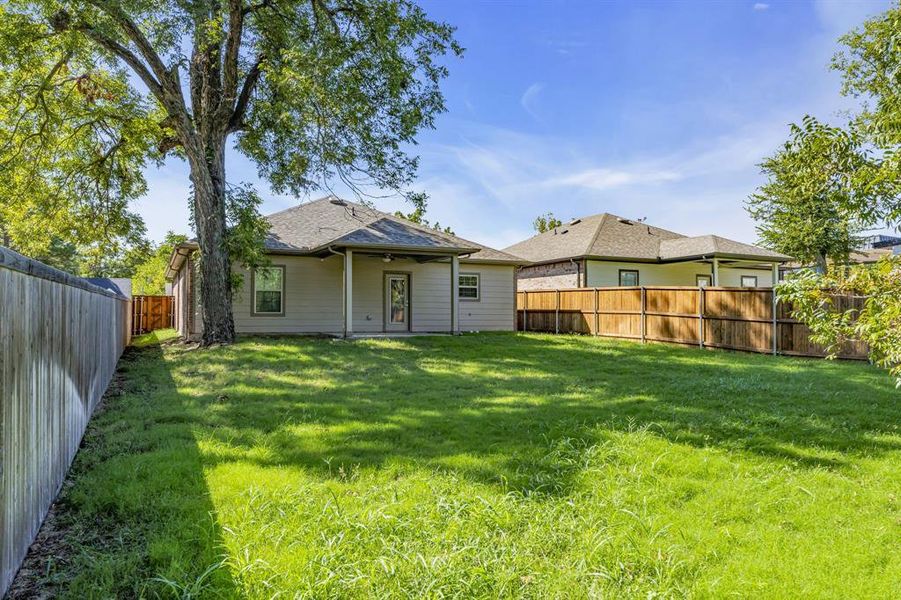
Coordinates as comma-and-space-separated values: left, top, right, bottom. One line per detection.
555, 289, 560, 334
698, 286, 705, 348
523, 291, 528, 332
640, 286, 646, 343
772, 289, 778, 355
594, 288, 599, 336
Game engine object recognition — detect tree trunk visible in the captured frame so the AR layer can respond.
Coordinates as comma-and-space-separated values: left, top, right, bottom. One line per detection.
814, 252, 828, 275
188, 140, 236, 345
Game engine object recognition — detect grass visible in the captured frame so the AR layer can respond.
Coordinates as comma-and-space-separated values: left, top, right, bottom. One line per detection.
17, 330, 901, 599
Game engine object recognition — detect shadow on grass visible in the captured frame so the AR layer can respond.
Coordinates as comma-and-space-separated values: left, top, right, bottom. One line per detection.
10, 337, 241, 599
185, 333, 899, 495
21, 331, 899, 597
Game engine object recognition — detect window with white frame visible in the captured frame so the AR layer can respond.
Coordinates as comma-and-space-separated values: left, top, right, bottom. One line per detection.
619, 269, 639, 286
458, 273, 480, 300
253, 266, 285, 314
740, 275, 758, 288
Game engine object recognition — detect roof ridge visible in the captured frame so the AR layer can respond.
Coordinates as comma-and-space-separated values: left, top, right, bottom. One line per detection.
584, 212, 610, 256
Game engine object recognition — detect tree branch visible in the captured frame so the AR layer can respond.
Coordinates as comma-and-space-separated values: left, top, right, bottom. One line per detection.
227, 56, 263, 133
85, 1, 172, 90
220, 0, 244, 121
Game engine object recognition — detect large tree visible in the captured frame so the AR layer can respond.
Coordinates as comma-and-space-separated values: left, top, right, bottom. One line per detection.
746, 116, 892, 272
0, 1, 461, 345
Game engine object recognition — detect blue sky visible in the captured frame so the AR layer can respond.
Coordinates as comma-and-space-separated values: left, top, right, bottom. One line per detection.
135, 0, 894, 249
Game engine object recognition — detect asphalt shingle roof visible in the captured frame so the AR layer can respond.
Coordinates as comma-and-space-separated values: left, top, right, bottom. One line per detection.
504, 212, 791, 263
263, 196, 523, 263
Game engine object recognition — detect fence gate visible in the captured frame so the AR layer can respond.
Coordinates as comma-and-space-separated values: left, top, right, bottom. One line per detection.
131, 295, 175, 335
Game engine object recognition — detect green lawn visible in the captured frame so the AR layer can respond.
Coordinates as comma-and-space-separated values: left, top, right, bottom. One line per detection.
18, 331, 900, 598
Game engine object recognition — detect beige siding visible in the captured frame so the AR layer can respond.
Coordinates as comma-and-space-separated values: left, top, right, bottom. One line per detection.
459, 265, 517, 331
586, 260, 775, 288
178, 254, 517, 335
351, 255, 452, 333
232, 255, 344, 334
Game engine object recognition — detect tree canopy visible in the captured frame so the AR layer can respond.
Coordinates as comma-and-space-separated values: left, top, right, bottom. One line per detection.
746, 116, 892, 271
394, 205, 453, 234
0, 0, 461, 344
533, 212, 562, 233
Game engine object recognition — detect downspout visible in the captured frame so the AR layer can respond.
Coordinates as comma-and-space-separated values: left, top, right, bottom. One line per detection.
570, 258, 582, 288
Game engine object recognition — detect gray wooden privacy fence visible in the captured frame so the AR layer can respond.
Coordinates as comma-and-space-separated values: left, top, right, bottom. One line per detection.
0, 246, 129, 597
517, 286, 869, 360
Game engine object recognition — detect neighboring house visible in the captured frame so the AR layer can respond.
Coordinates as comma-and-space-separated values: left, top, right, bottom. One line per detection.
781, 244, 901, 276
166, 196, 525, 339
85, 277, 132, 299
505, 213, 791, 290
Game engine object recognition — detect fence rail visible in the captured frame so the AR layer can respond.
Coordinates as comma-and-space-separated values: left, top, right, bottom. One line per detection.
131, 294, 174, 335
517, 286, 868, 360
0, 246, 128, 597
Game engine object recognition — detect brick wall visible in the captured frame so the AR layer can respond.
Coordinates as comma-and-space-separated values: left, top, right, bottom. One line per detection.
517, 260, 582, 290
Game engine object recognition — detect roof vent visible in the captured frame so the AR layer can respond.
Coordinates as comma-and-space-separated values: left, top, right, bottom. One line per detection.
568, 218, 581, 226
618, 218, 632, 225
560, 229, 569, 235
329, 197, 347, 206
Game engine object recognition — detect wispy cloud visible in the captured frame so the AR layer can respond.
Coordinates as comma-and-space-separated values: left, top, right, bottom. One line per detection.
520, 82, 545, 121
547, 168, 682, 190
753, 3, 770, 11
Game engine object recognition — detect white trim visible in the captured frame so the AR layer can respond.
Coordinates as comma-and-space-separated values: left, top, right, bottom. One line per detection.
458, 272, 480, 301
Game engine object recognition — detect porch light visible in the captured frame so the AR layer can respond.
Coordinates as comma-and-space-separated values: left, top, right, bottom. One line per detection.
382, 254, 393, 263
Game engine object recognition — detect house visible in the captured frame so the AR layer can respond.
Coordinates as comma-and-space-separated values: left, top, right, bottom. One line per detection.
166, 197, 526, 339
781, 244, 900, 276
504, 212, 791, 290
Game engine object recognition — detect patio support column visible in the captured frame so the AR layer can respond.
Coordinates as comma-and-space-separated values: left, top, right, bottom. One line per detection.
712, 257, 720, 286
344, 249, 353, 337
451, 254, 460, 334
771, 262, 779, 286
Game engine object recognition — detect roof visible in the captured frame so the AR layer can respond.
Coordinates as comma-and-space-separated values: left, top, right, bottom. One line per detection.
166, 196, 525, 278
783, 246, 900, 269
504, 212, 791, 264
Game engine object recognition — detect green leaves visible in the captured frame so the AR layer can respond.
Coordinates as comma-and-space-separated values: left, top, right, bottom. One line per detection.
778, 258, 901, 386
237, 0, 461, 204
533, 213, 563, 234
746, 116, 892, 269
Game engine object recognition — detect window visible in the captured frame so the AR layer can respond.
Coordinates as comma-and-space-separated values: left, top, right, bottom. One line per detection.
253, 266, 285, 315
618, 269, 639, 286
740, 275, 758, 288
696, 274, 711, 288
459, 273, 480, 300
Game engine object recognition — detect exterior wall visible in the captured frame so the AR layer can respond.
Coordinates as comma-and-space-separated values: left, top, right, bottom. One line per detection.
459, 264, 517, 331
219, 254, 516, 335
586, 260, 775, 288
232, 255, 344, 334
517, 260, 581, 291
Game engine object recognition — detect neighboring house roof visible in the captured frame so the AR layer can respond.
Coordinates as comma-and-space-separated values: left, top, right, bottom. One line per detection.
504, 212, 791, 264
166, 196, 525, 278
782, 246, 900, 270
85, 277, 132, 298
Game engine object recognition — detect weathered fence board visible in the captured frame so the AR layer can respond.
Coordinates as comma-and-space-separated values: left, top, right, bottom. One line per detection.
131, 294, 174, 335
0, 246, 128, 597
517, 286, 869, 360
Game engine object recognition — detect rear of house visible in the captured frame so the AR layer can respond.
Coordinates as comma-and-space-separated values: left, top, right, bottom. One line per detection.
505, 213, 790, 290
168, 197, 524, 339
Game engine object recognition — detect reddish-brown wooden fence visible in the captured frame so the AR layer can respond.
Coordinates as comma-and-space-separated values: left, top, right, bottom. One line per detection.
131, 295, 175, 335
517, 286, 868, 359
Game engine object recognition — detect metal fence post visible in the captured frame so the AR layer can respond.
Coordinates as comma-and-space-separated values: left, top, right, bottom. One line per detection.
555, 289, 560, 334
640, 286, 646, 343
698, 286, 705, 348
772, 288, 778, 355
523, 291, 528, 332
